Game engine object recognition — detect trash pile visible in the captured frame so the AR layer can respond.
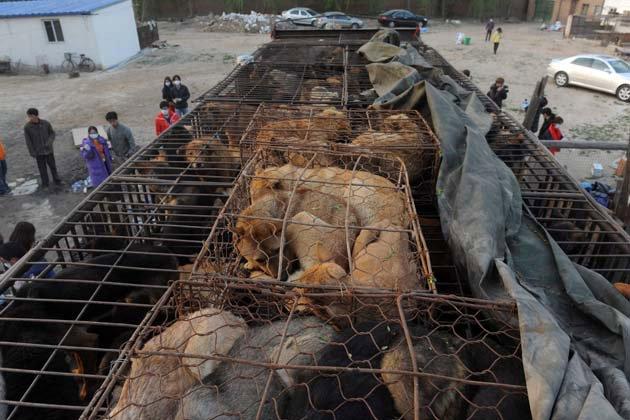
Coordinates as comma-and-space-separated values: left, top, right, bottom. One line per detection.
202, 11, 276, 34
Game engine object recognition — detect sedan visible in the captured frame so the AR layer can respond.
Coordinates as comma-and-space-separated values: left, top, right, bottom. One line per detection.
316, 12, 364, 29
378, 9, 429, 28
547, 54, 630, 101
281, 7, 319, 26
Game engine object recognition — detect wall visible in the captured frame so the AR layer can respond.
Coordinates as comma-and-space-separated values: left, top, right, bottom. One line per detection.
135, 0, 530, 20
552, 0, 605, 23
91, 0, 140, 67
0, 14, 99, 70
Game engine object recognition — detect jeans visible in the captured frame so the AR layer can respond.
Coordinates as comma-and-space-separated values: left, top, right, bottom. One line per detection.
35, 153, 61, 187
485, 29, 492, 41
493, 42, 500, 54
0, 159, 9, 194
175, 107, 189, 117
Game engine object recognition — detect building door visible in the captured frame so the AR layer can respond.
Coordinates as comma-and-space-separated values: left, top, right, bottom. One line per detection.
569, 0, 579, 15
535, 0, 555, 20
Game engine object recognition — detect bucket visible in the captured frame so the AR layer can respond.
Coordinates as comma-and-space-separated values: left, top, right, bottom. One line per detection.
463, 37, 471, 45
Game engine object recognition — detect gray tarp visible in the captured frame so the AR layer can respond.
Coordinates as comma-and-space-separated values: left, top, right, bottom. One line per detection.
362, 37, 630, 419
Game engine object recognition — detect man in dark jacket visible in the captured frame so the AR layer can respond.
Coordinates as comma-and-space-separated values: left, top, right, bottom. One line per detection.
170, 75, 191, 117
105, 111, 137, 160
24, 108, 61, 188
487, 77, 508, 108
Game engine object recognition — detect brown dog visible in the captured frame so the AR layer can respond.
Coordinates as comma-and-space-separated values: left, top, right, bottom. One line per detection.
234, 187, 355, 280
250, 165, 410, 228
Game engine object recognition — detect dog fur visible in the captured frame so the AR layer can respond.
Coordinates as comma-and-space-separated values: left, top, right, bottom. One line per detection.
108, 308, 246, 419
235, 187, 356, 279
175, 316, 335, 420
249, 165, 409, 228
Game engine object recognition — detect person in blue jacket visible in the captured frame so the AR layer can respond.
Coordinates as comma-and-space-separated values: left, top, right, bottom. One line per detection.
80, 126, 113, 188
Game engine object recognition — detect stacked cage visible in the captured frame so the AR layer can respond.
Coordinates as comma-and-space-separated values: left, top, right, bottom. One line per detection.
0, 102, 257, 419
419, 45, 630, 282
85, 279, 529, 420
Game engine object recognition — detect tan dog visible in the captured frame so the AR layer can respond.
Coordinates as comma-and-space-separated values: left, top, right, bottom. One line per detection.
108, 308, 246, 420
351, 114, 431, 182
234, 187, 354, 279
253, 108, 350, 167
250, 165, 410, 228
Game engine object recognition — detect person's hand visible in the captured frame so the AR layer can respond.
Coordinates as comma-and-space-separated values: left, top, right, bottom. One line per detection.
174, 98, 181, 103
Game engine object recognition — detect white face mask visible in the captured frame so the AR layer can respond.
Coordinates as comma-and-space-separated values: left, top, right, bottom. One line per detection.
174, 80, 181, 86
165, 81, 171, 86
161, 109, 169, 116
89, 133, 98, 139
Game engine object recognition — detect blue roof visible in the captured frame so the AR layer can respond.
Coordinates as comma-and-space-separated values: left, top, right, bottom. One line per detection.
0, 0, 127, 18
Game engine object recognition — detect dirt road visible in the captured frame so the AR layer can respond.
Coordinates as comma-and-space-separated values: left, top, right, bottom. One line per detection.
0, 24, 266, 241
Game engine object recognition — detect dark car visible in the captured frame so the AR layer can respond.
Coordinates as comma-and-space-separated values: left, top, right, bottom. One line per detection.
378, 9, 428, 28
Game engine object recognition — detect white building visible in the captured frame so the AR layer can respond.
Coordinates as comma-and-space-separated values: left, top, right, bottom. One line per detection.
0, 0, 140, 70
604, 0, 630, 15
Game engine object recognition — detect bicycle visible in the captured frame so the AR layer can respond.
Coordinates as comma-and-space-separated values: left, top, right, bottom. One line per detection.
61, 52, 96, 73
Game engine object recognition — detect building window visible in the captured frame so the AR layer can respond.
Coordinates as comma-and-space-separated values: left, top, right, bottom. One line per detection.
593, 5, 602, 15
580, 3, 590, 15
43, 19, 64, 42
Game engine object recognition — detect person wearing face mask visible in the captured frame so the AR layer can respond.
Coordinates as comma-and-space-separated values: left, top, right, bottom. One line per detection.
170, 75, 191, 117
162, 76, 174, 103
80, 126, 113, 188
155, 100, 180, 136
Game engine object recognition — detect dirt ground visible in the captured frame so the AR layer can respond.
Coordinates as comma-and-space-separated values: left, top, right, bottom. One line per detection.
0, 21, 627, 241
0, 23, 267, 242
422, 22, 629, 183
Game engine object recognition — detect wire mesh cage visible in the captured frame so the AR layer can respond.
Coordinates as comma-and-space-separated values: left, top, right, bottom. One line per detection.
0, 102, 259, 420
198, 147, 435, 299
198, 63, 347, 105
239, 104, 440, 204
85, 278, 530, 420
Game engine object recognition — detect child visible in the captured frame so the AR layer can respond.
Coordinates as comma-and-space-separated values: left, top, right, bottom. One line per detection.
491, 27, 503, 54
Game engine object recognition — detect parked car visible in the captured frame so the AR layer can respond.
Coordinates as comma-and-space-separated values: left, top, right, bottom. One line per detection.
547, 54, 630, 101
281, 7, 319, 26
316, 12, 364, 29
378, 9, 429, 28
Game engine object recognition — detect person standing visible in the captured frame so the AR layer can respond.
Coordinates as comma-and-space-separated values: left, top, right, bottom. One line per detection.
538, 108, 555, 139
170, 75, 191, 117
485, 18, 495, 42
162, 76, 173, 103
541, 116, 564, 155
0, 136, 10, 195
80, 126, 113, 188
491, 27, 503, 54
24, 108, 61, 188
105, 111, 137, 160
487, 77, 509, 108
155, 101, 181, 136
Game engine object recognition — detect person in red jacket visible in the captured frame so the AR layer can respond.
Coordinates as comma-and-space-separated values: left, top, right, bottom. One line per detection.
155, 101, 180, 136
544, 116, 564, 155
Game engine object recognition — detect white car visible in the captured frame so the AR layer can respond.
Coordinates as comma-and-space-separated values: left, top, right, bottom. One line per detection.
281, 7, 319, 26
547, 54, 630, 101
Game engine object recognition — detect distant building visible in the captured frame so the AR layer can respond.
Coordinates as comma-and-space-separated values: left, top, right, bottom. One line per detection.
0, 0, 140, 70
603, 0, 630, 15
552, 0, 606, 23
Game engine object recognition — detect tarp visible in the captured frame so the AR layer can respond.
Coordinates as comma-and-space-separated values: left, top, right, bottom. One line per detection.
362, 32, 630, 420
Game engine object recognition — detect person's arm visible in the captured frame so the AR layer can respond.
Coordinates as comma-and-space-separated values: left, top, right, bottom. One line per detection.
181, 86, 191, 102
24, 127, 36, 157
125, 126, 137, 153
47, 121, 55, 146
80, 141, 96, 160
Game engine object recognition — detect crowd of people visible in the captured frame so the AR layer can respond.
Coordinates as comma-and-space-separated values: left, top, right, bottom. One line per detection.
0, 75, 192, 196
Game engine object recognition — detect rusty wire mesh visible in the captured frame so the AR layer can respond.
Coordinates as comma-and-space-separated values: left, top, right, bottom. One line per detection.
197, 147, 434, 297
83, 278, 529, 420
239, 105, 440, 204
0, 102, 257, 420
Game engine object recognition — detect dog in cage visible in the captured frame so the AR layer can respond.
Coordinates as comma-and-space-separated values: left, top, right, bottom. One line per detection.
251, 107, 350, 167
